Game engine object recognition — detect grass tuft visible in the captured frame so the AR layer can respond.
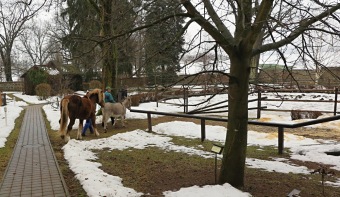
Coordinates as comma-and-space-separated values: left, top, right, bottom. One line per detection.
0, 109, 25, 180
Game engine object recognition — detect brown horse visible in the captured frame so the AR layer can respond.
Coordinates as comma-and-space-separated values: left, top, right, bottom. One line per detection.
58, 89, 105, 142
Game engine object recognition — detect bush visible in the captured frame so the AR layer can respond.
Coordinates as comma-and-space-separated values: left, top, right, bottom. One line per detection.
89, 80, 102, 89
131, 95, 141, 106
28, 68, 48, 87
35, 83, 51, 100
59, 89, 74, 96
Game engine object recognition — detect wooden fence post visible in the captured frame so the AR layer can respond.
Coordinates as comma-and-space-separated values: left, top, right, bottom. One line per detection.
201, 119, 206, 142
186, 88, 188, 113
156, 85, 158, 108
147, 113, 152, 132
183, 87, 185, 113
278, 127, 284, 154
0, 91, 2, 106
257, 90, 261, 119
334, 88, 338, 116
183, 87, 188, 113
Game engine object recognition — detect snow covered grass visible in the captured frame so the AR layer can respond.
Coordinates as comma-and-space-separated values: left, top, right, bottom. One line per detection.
2, 91, 340, 196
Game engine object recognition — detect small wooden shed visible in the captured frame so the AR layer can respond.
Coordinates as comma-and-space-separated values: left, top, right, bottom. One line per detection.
21, 61, 83, 95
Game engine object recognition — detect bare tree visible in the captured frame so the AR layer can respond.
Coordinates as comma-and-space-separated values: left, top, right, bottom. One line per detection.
0, 0, 50, 81
176, 0, 340, 187
53, 0, 340, 189
299, 31, 339, 86
17, 20, 54, 65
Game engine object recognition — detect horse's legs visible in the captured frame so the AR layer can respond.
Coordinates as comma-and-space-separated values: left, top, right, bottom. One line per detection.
101, 107, 105, 127
112, 117, 117, 128
77, 120, 84, 140
64, 126, 71, 142
103, 113, 110, 133
121, 115, 125, 127
65, 118, 76, 143
90, 116, 100, 136
94, 127, 100, 136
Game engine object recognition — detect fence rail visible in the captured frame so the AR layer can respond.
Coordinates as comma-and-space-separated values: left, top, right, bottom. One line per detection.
257, 88, 339, 116
158, 87, 340, 117
130, 109, 340, 154
0, 82, 23, 92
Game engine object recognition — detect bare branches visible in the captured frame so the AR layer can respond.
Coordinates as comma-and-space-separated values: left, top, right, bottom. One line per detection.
202, 0, 233, 43
0, 0, 50, 81
257, 2, 340, 55
180, 0, 234, 53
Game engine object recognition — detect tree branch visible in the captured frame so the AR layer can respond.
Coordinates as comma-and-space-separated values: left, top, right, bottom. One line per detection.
256, 3, 340, 55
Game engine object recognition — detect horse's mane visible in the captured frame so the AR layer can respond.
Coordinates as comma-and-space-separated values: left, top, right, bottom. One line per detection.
86, 88, 104, 104
87, 88, 101, 96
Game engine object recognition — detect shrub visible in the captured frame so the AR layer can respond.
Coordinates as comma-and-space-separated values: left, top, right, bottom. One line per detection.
28, 68, 48, 86
59, 88, 74, 96
35, 83, 51, 100
131, 95, 141, 106
89, 80, 102, 89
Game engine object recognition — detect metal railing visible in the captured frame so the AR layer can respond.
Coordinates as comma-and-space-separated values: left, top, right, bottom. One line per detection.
130, 108, 340, 154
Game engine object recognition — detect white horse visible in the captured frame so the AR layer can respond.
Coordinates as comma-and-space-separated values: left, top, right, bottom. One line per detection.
102, 96, 131, 132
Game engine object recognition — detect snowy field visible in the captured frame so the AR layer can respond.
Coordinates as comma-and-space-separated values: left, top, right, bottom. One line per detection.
1, 91, 340, 196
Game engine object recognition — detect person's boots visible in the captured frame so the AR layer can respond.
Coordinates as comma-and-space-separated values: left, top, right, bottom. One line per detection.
111, 117, 115, 125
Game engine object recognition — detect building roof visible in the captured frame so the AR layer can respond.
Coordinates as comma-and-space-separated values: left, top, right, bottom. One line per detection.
21, 61, 60, 78
259, 64, 294, 70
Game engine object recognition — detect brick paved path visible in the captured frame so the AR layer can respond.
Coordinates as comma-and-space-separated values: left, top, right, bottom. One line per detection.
0, 105, 70, 197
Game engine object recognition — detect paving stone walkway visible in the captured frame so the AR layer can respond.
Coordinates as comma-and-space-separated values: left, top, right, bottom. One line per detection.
0, 105, 70, 197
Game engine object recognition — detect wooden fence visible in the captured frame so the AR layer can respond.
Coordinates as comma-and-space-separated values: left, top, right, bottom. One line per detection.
0, 82, 23, 92
256, 88, 339, 117
130, 109, 340, 154
159, 87, 340, 118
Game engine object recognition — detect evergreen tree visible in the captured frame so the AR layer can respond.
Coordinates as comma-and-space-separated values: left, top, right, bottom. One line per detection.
144, 0, 185, 86
60, 0, 139, 88
111, 0, 139, 78
60, 0, 101, 81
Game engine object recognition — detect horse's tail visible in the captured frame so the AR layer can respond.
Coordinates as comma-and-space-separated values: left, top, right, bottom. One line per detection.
59, 98, 70, 139
101, 106, 106, 127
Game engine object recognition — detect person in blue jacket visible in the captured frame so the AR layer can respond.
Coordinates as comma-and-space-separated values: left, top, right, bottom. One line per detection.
104, 86, 115, 125
82, 118, 94, 136
104, 86, 115, 103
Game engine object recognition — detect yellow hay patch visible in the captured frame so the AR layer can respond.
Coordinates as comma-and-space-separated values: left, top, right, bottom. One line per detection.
265, 133, 277, 139
258, 117, 272, 122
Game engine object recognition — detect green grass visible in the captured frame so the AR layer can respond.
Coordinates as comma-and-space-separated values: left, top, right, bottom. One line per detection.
0, 109, 25, 180
170, 135, 217, 151
7, 93, 24, 103
94, 147, 217, 196
246, 145, 291, 159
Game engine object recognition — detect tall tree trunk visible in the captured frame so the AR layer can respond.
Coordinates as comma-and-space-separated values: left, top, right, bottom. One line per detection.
113, 43, 118, 96
100, 0, 115, 91
219, 53, 251, 187
249, 54, 260, 84
249, 30, 264, 84
3, 53, 13, 82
